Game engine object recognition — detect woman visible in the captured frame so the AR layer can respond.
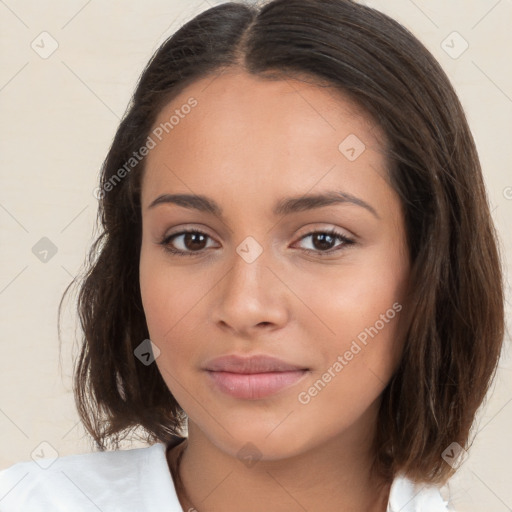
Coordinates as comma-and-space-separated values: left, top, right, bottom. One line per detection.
0, 0, 504, 510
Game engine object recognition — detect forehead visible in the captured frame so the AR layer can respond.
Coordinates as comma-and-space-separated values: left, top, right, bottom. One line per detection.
141, 70, 391, 211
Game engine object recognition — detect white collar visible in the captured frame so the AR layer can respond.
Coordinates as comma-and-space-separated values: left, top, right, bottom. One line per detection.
387, 473, 450, 511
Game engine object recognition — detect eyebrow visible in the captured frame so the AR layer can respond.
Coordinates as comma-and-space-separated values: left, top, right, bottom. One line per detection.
147, 190, 380, 219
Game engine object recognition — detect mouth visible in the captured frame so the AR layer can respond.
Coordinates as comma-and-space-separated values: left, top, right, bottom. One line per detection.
203, 354, 310, 400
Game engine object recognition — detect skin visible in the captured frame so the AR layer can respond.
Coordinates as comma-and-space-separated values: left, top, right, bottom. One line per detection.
139, 69, 411, 512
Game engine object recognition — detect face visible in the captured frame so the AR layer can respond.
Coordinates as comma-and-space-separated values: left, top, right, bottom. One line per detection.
139, 70, 410, 461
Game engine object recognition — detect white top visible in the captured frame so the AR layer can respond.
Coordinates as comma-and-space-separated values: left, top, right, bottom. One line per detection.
0, 441, 453, 511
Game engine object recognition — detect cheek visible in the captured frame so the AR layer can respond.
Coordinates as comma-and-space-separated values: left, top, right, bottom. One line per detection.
302, 253, 406, 343
140, 243, 180, 326
299, 247, 408, 390
139, 247, 185, 346
139, 258, 197, 397
139, 250, 170, 337
139, 247, 213, 366
297, 277, 404, 431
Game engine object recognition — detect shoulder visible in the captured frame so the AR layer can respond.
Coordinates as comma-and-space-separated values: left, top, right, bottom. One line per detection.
388, 473, 455, 512
0, 441, 183, 511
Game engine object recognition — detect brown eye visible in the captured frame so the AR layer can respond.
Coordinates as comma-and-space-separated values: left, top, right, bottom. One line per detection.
296, 229, 355, 256
160, 230, 215, 256
311, 232, 336, 251
180, 232, 208, 251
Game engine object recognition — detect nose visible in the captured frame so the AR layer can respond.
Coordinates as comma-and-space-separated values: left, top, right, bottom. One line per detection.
212, 246, 290, 337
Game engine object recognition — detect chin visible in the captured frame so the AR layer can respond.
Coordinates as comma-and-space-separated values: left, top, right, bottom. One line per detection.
193, 414, 320, 464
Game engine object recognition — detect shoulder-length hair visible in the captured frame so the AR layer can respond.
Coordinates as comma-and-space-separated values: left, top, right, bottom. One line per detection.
60, 0, 505, 486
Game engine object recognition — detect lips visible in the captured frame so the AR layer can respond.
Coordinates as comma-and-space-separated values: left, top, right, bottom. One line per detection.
203, 354, 309, 400
204, 354, 307, 373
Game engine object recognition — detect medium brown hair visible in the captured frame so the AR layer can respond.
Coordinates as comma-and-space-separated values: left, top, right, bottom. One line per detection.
59, 0, 505, 486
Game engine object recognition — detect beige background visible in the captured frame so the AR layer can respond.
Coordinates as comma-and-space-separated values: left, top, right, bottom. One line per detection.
0, 0, 511, 510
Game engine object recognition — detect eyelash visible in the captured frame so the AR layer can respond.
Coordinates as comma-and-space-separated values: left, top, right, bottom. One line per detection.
158, 228, 355, 258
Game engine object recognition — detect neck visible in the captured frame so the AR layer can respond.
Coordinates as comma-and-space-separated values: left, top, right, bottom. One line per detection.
167, 406, 391, 512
